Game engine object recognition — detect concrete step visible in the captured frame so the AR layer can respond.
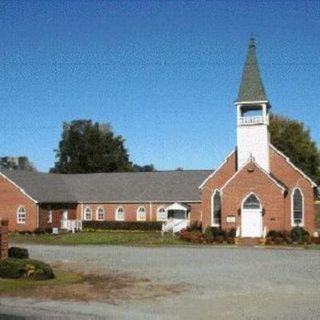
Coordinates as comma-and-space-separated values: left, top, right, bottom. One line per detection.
239, 237, 263, 246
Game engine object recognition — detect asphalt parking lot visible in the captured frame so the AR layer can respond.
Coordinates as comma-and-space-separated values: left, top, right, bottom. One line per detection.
1, 244, 320, 319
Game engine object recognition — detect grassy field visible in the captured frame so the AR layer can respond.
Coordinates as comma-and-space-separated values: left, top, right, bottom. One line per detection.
9, 231, 186, 246
0, 270, 81, 295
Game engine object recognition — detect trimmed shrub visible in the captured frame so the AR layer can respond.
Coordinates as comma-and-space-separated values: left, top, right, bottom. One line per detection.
34, 228, 45, 235
82, 220, 163, 231
290, 227, 309, 243
44, 227, 53, 234
186, 221, 202, 232
266, 230, 279, 241
18, 230, 32, 235
8, 247, 29, 259
0, 258, 54, 280
227, 228, 236, 238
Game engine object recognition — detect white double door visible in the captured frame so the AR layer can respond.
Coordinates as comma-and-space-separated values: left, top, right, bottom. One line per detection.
241, 209, 262, 237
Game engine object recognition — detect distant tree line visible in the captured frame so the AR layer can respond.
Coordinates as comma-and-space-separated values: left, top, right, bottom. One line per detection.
0, 156, 37, 172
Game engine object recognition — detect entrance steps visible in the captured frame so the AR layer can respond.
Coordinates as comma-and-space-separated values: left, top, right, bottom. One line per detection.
238, 237, 264, 246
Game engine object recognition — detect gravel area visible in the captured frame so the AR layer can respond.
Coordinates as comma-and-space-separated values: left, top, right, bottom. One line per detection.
1, 245, 320, 319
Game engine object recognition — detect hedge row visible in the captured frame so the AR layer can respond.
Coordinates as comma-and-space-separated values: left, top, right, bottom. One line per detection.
82, 220, 163, 231
179, 227, 236, 244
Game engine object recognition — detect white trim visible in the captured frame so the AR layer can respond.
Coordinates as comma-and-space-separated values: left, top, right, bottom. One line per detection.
199, 149, 236, 189
211, 189, 221, 227
270, 144, 317, 187
136, 206, 146, 221
291, 188, 305, 227
241, 192, 263, 238
96, 206, 105, 221
83, 206, 92, 221
16, 205, 26, 224
78, 200, 201, 204
115, 206, 125, 221
0, 172, 38, 203
241, 192, 262, 210
234, 100, 269, 105
47, 209, 53, 224
220, 158, 286, 193
156, 206, 167, 221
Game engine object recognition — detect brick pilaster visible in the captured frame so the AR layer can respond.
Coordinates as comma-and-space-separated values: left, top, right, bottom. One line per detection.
0, 220, 9, 260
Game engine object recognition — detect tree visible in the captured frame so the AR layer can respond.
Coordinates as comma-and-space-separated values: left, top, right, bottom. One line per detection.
133, 164, 156, 172
269, 114, 320, 185
0, 156, 37, 171
51, 120, 133, 173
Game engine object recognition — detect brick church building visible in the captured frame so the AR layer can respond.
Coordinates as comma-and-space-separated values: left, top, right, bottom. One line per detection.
0, 38, 317, 237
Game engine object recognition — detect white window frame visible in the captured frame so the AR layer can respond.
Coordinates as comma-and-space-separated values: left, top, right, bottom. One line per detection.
83, 207, 92, 221
157, 206, 167, 221
291, 188, 304, 227
136, 206, 146, 221
17, 206, 26, 224
47, 209, 53, 224
242, 192, 262, 210
115, 207, 125, 221
211, 189, 221, 227
96, 207, 105, 221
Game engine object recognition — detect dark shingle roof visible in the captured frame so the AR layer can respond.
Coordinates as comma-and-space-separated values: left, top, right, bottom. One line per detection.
0, 169, 212, 203
236, 37, 268, 103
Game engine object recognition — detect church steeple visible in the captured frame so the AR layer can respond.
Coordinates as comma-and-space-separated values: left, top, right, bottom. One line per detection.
235, 37, 271, 173
236, 37, 268, 103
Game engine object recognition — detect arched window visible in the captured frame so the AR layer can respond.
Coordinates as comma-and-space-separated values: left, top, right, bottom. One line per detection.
17, 206, 26, 224
136, 207, 146, 221
292, 188, 304, 226
211, 190, 221, 226
96, 207, 105, 221
47, 209, 53, 224
84, 207, 92, 221
115, 207, 125, 221
157, 207, 167, 221
243, 194, 261, 209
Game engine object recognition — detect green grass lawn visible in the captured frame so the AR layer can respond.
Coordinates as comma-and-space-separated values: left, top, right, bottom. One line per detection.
0, 270, 81, 294
9, 231, 186, 246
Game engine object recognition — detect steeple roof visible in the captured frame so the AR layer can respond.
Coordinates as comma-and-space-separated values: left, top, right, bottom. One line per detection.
236, 37, 268, 103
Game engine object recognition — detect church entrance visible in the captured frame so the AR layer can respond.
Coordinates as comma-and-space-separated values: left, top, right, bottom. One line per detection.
241, 193, 263, 237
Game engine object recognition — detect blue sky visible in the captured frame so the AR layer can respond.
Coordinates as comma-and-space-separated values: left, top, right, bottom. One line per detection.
1, 0, 319, 172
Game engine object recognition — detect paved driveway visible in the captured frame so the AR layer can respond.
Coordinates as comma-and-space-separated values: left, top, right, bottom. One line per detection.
1, 245, 320, 319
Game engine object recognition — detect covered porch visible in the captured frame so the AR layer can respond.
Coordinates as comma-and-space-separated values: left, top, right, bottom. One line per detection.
166, 202, 190, 220
162, 202, 190, 234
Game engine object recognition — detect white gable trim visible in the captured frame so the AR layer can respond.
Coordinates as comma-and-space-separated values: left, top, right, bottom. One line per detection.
199, 149, 236, 189
0, 172, 38, 203
165, 202, 189, 211
269, 144, 317, 187
234, 100, 269, 105
220, 159, 286, 194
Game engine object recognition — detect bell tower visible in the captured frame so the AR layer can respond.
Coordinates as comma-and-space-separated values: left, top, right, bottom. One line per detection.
235, 37, 271, 172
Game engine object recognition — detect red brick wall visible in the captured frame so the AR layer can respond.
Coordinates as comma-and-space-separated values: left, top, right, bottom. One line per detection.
221, 161, 285, 232
0, 220, 9, 260
0, 174, 38, 232
76, 202, 201, 223
38, 203, 77, 229
270, 146, 315, 233
201, 151, 237, 229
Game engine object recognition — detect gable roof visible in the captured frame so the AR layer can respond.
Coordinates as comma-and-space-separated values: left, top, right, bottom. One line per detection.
0, 169, 211, 203
199, 149, 236, 189
236, 37, 268, 103
269, 144, 318, 187
220, 158, 287, 194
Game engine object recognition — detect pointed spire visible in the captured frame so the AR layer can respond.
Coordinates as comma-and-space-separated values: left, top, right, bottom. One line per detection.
236, 37, 268, 103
